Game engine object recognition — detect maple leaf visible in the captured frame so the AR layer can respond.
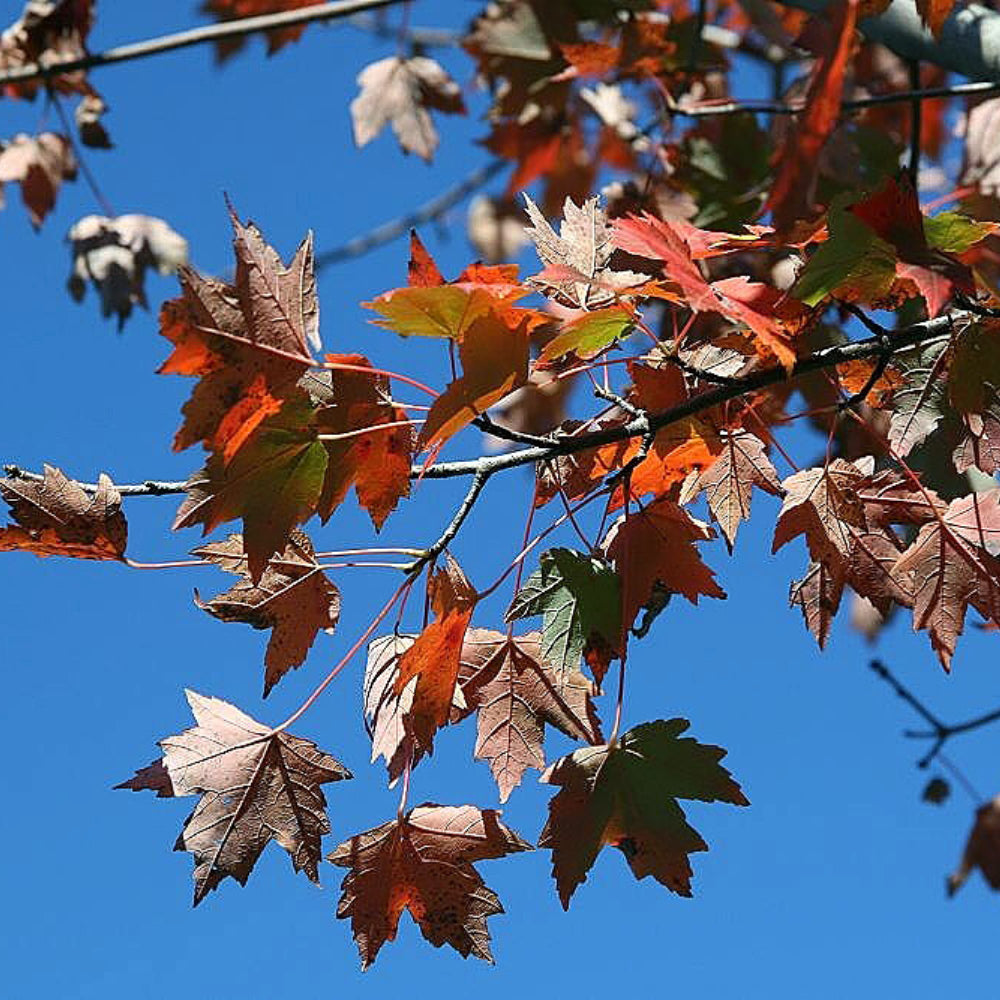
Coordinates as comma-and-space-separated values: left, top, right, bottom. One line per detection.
329, 804, 531, 969
888, 340, 950, 457
506, 547, 621, 682
201, 0, 318, 60
525, 194, 645, 310
192, 530, 340, 696
419, 309, 530, 451
117, 690, 350, 905
695, 432, 783, 551
393, 556, 478, 749
457, 629, 603, 800
351, 56, 465, 162
605, 499, 725, 634
789, 560, 845, 649
0, 0, 94, 98
311, 358, 413, 530
612, 214, 809, 369
948, 796, 1000, 896
891, 490, 1000, 668
948, 321, 1000, 475
158, 209, 318, 464
172, 395, 329, 582
67, 213, 188, 328
772, 460, 868, 567
0, 132, 76, 228
539, 719, 747, 908
538, 305, 634, 363
766, 0, 857, 231
0, 464, 126, 560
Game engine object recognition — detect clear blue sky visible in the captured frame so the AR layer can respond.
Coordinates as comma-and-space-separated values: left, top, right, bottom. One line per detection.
3, 4, 1000, 997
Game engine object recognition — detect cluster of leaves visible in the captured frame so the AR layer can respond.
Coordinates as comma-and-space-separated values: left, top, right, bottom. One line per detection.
9, 0, 1000, 972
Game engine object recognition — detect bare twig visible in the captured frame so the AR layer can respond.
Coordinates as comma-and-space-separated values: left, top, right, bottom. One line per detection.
870, 659, 1000, 770
315, 159, 506, 270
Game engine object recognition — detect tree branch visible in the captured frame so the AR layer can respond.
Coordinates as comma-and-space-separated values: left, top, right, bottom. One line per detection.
3, 308, 962, 497
0, 0, 404, 89
315, 160, 506, 271
778, 0, 1000, 83
870, 658, 1000, 768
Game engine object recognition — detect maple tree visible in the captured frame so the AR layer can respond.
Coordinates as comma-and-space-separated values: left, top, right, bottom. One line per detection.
11, 0, 1000, 977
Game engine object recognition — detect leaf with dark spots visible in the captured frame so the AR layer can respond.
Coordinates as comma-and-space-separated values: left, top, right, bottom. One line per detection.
329, 804, 531, 969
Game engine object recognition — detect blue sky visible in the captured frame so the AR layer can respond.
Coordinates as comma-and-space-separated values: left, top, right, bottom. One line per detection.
3, 3, 1000, 997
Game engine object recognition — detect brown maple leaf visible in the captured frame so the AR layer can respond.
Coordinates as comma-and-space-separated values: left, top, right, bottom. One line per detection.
456, 629, 603, 801
948, 795, 1000, 896
117, 690, 350, 904
0, 464, 126, 560
891, 490, 1000, 668
695, 431, 783, 551
351, 55, 465, 162
192, 530, 340, 696
158, 208, 317, 463
525, 194, 645, 310
773, 459, 869, 567
393, 556, 478, 748
0, 132, 76, 228
67, 213, 188, 328
605, 498, 725, 634
329, 803, 531, 969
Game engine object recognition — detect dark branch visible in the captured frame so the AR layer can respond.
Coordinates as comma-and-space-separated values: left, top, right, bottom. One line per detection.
870, 659, 1000, 768
4, 307, 962, 496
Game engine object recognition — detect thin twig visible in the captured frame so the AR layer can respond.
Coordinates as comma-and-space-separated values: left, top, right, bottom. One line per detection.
0, 0, 405, 89
908, 60, 922, 190
315, 160, 506, 270
48, 91, 115, 216
404, 463, 492, 574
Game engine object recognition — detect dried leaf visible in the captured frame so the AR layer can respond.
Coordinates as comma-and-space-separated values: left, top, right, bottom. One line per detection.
0, 464, 126, 560
74, 92, 110, 148
458, 629, 603, 800
201, 0, 319, 59
329, 804, 531, 969
0, 132, 75, 228
118, 690, 350, 904
0, 0, 93, 98
351, 56, 465, 162
525, 194, 644, 309
67, 213, 188, 327
539, 719, 747, 907
949, 796, 1000, 896
766, 0, 857, 230
695, 432, 783, 550
192, 530, 340, 696
892, 490, 1000, 668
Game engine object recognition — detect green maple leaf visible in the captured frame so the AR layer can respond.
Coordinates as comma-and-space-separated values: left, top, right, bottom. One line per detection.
505, 547, 620, 682
539, 719, 748, 908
